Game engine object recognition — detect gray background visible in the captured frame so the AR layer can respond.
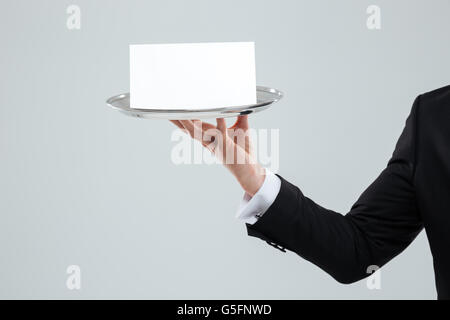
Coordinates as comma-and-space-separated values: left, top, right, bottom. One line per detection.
1, 0, 449, 299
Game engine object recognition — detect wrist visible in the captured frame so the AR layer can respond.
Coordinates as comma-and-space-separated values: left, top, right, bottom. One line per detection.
239, 164, 265, 196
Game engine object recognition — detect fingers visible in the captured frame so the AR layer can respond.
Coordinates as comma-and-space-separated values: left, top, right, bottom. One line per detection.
174, 118, 227, 134
179, 120, 197, 137
173, 117, 248, 132
171, 119, 214, 131
231, 115, 249, 130
172, 119, 228, 151
216, 118, 227, 133
170, 120, 184, 130
179, 119, 211, 146
179, 120, 193, 131
201, 121, 215, 131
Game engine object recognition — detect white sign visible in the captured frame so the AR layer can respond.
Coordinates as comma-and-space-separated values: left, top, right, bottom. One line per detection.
130, 42, 257, 109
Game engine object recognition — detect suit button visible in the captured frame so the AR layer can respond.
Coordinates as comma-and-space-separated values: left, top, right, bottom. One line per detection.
266, 241, 286, 252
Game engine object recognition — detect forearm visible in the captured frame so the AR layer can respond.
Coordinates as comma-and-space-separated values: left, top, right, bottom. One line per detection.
246, 175, 372, 284
245, 157, 423, 285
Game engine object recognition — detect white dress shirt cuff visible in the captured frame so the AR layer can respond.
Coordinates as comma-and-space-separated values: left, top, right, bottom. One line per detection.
235, 168, 281, 225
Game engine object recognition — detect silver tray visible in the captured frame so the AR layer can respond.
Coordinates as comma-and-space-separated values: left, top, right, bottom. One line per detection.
106, 86, 283, 119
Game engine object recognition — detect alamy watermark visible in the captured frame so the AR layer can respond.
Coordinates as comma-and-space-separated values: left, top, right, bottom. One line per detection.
366, 5, 381, 30
170, 125, 279, 174
66, 5, 81, 30
66, 265, 81, 290
366, 265, 381, 290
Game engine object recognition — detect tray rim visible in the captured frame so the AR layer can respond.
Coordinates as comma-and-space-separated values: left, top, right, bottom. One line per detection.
106, 85, 283, 115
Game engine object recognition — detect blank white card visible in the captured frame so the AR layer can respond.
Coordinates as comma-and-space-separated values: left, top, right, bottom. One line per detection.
130, 42, 257, 109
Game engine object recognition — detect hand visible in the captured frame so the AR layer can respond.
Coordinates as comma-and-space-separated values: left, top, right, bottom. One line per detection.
170, 116, 265, 196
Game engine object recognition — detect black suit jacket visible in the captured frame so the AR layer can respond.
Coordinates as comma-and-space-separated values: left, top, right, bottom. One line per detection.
247, 85, 450, 299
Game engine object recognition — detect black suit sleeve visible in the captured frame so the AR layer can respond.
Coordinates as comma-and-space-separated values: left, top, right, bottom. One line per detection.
246, 96, 424, 284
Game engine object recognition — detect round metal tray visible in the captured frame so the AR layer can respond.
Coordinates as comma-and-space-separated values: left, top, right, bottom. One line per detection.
106, 86, 283, 119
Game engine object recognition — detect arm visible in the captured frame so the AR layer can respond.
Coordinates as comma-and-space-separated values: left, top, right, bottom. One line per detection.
170, 96, 423, 284
247, 96, 423, 283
